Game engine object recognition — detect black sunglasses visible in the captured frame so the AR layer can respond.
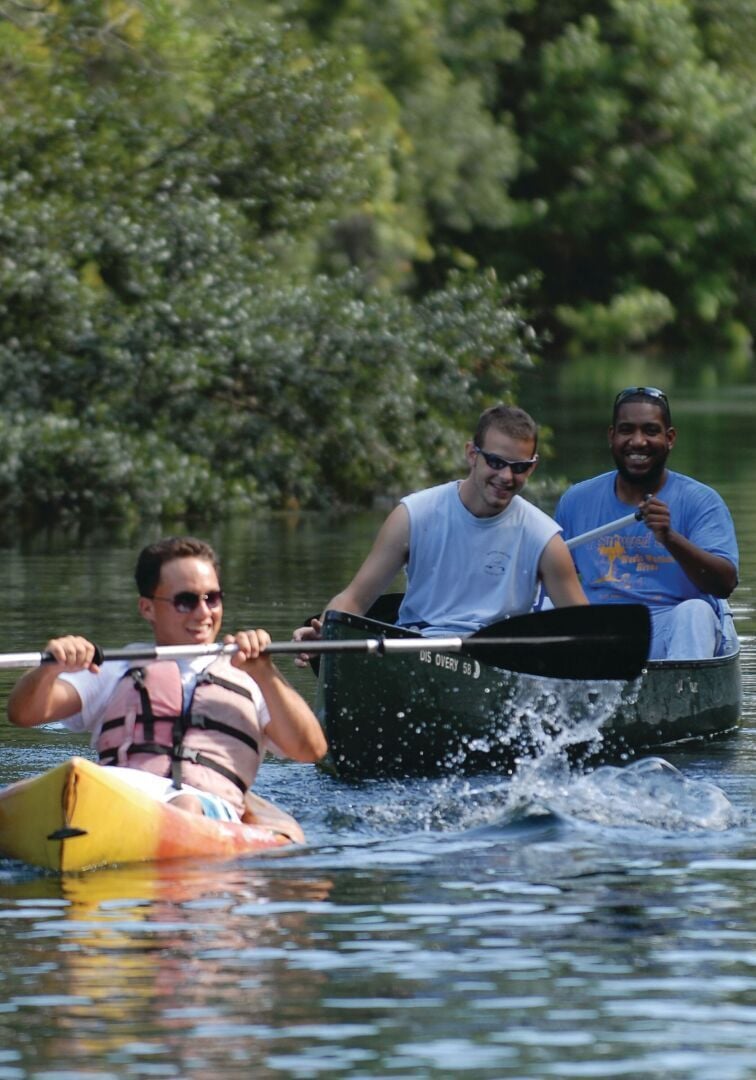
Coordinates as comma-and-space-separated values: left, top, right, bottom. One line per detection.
151, 590, 224, 614
613, 386, 671, 423
473, 445, 539, 475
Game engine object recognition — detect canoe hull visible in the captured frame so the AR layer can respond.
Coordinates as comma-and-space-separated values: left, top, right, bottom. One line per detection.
316, 610, 742, 779
0, 757, 294, 872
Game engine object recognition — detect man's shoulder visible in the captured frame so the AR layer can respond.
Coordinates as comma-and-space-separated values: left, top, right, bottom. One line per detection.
404, 480, 457, 499
515, 494, 559, 524
664, 470, 729, 505
666, 469, 715, 491
559, 471, 616, 504
555, 472, 617, 531
401, 481, 457, 510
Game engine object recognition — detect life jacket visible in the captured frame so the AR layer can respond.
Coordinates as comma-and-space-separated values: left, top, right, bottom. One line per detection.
95, 657, 263, 818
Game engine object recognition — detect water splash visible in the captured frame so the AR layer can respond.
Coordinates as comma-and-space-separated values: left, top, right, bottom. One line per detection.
319, 670, 738, 839
325, 753, 740, 841
507, 755, 738, 832
456, 673, 739, 833
454, 673, 632, 772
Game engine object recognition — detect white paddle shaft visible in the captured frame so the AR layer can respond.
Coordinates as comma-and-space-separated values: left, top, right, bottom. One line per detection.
565, 510, 641, 550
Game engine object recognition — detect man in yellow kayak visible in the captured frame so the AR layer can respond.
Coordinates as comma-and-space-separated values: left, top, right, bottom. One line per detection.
8, 536, 327, 825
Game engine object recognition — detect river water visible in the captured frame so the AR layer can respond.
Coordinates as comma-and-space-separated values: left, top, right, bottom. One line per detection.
1, 384, 755, 1079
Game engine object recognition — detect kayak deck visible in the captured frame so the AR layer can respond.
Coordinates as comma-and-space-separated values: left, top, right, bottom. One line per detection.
0, 757, 296, 872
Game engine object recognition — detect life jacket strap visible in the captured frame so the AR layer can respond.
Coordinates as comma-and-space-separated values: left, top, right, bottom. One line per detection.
172, 746, 249, 795
100, 714, 182, 735
99, 742, 250, 797
130, 668, 156, 741
186, 712, 259, 754
98, 741, 173, 768
196, 670, 255, 701
171, 711, 185, 791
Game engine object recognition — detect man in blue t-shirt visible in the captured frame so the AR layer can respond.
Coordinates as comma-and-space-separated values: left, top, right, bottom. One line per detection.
555, 387, 738, 660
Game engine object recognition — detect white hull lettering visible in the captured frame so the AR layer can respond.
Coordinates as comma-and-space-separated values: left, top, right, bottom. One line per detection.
435, 654, 459, 672
417, 651, 479, 678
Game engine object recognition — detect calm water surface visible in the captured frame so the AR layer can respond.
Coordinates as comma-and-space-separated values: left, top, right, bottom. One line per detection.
1, 386, 756, 1079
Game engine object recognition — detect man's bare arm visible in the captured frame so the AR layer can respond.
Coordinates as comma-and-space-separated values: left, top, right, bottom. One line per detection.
7, 635, 96, 727
291, 505, 410, 662
539, 535, 589, 608
228, 630, 327, 762
320, 504, 411, 619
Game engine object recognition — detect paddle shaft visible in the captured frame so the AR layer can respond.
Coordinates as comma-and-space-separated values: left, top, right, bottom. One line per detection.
565, 509, 642, 550
0, 604, 650, 680
0, 634, 618, 670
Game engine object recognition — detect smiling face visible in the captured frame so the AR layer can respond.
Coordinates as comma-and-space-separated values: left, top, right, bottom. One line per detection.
138, 556, 223, 646
610, 401, 676, 493
461, 429, 538, 518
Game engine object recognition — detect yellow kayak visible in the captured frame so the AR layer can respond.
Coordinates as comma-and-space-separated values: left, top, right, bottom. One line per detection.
0, 757, 301, 872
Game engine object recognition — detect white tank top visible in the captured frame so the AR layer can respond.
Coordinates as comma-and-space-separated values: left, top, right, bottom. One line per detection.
397, 481, 560, 635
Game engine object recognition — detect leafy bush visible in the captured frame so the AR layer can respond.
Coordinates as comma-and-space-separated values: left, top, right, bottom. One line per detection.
5, 0, 754, 526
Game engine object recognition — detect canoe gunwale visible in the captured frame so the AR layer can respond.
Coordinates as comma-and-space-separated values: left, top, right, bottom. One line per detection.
640, 648, 741, 674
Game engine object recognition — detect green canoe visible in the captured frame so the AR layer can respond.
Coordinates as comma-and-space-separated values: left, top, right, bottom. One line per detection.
314, 599, 742, 780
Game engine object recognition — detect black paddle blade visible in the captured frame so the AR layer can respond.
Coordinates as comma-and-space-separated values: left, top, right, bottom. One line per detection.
466, 604, 651, 681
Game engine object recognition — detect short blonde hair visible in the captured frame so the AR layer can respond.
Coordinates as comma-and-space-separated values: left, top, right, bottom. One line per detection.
474, 404, 538, 452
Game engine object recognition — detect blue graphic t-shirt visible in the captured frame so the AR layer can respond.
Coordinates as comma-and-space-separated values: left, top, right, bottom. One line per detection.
555, 470, 738, 618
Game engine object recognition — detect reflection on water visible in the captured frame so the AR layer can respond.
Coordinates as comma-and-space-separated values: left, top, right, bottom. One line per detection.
0, 864, 334, 1075
3, 743, 756, 1077
0, 386, 755, 1078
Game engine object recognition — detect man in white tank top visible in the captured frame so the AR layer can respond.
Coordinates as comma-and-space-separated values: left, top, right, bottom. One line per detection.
294, 404, 587, 647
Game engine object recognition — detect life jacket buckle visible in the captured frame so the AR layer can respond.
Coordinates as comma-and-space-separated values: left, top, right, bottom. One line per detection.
177, 746, 201, 765
131, 667, 147, 690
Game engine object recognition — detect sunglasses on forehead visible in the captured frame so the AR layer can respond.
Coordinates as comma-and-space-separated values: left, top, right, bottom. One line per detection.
613, 386, 671, 422
151, 590, 224, 614
473, 445, 539, 475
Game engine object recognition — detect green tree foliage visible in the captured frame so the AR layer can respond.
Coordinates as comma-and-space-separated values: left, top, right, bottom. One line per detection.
0, 1, 532, 523
301, 0, 522, 260
2, 0, 755, 525
305, 0, 756, 355
691, 0, 756, 78
496, 0, 756, 354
